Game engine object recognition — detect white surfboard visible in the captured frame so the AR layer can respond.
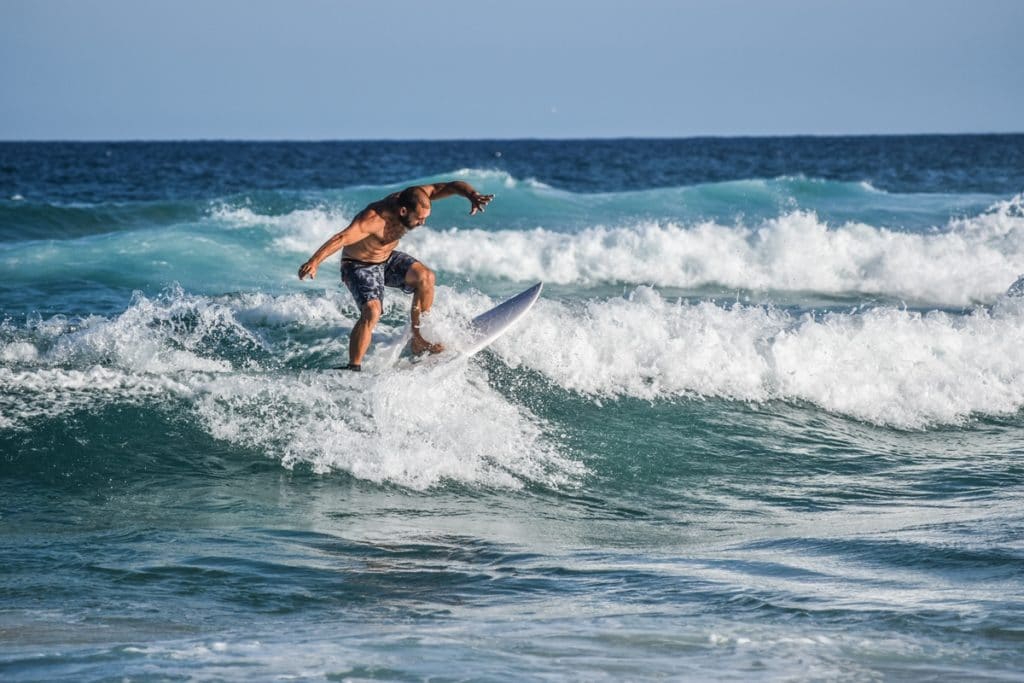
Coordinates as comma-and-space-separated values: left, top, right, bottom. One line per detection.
378, 282, 543, 369
462, 282, 544, 357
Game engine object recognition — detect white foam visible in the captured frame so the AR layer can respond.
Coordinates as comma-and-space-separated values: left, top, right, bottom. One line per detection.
400, 198, 1024, 305
487, 287, 1024, 429
0, 365, 193, 428
43, 288, 252, 374
216, 290, 358, 327
192, 361, 582, 490
6, 280, 1022, 476
210, 203, 353, 254
0, 341, 39, 363
0, 288, 247, 428
209, 184, 1024, 306
0, 286, 582, 489
451, 167, 552, 190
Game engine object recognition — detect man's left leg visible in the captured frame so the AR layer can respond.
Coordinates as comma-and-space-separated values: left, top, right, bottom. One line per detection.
405, 262, 444, 355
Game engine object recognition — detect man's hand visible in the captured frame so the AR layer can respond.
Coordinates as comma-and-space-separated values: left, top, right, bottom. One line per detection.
469, 192, 494, 216
298, 259, 318, 280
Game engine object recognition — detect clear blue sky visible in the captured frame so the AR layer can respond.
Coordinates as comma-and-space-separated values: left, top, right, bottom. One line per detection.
1, 0, 1021, 140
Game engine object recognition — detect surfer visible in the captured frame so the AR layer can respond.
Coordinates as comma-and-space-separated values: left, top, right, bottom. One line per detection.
298, 181, 494, 370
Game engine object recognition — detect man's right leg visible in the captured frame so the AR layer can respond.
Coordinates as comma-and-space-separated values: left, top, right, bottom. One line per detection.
341, 260, 386, 370
348, 299, 382, 368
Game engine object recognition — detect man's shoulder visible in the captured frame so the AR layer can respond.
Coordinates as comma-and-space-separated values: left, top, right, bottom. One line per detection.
356, 203, 388, 224
408, 183, 438, 196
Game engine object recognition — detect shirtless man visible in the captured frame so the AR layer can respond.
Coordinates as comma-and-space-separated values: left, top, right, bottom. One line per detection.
297, 181, 493, 370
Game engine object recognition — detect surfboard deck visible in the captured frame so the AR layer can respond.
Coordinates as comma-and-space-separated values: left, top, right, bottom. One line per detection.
463, 282, 543, 357
383, 282, 543, 369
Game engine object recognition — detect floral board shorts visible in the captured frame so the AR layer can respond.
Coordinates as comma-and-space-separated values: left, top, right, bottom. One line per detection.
340, 251, 419, 310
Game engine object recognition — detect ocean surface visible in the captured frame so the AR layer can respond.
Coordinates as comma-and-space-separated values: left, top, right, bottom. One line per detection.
2, 136, 1023, 681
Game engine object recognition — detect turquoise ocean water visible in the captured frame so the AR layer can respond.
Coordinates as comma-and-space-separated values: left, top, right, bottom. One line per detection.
2, 138, 1024, 680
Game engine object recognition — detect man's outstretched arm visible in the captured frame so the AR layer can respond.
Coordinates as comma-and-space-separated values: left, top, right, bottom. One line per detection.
297, 210, 377, 280
422, 181, 494, 215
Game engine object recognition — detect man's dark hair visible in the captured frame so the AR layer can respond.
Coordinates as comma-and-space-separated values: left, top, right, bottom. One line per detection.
397, 187, 431, 212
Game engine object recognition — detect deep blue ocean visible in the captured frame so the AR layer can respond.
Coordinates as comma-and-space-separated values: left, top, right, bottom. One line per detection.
2, 137, 1024, 681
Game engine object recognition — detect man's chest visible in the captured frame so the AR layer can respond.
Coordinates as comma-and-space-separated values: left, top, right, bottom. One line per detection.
375, 223, 408, 245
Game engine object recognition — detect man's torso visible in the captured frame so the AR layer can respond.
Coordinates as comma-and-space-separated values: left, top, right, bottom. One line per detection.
341, 200, 409, 263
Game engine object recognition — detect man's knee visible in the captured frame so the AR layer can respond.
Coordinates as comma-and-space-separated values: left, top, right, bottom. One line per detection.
359, 300, 382, 325
410, 263, 435, 289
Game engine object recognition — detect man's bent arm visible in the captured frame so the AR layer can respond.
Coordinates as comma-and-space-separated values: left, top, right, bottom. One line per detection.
423, 181, 494, 215
298, 211, 375, 280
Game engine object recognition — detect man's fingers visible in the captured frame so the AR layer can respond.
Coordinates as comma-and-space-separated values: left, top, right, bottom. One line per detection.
469, 193, 493, 216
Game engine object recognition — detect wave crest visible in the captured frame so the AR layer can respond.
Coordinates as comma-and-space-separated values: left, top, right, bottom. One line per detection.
401, 198, 1024, 305
491, 287, 1024, 429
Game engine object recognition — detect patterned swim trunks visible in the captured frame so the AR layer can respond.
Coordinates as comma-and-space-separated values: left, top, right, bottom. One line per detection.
340, 250, 419, 309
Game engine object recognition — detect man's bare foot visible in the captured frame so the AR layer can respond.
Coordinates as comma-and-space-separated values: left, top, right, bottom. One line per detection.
411, 336, 445, 355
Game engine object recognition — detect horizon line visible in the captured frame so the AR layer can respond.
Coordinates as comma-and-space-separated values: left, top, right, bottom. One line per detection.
2, 131, 1023, 144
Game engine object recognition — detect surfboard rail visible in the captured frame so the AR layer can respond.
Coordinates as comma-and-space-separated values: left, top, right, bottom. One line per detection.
464, 282, 544, 357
